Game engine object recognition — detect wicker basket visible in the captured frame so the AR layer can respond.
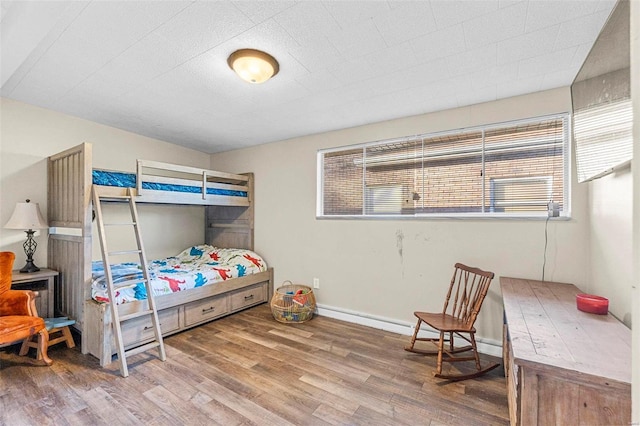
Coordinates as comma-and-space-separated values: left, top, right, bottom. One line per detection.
270, 282, 316, 323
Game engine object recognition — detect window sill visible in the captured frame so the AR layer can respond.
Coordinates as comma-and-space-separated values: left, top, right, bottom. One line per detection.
316, 214, 572, 221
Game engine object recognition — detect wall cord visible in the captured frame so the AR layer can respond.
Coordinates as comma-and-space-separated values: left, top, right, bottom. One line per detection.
542, 215, 550, 281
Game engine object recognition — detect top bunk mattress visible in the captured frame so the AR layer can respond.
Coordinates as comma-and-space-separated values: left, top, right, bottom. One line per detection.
92, 170, 247, 198
90, 160, 251, 206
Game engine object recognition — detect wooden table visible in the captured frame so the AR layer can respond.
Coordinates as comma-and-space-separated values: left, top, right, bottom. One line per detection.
501, 277, 631, 426
11, 268, 58, 318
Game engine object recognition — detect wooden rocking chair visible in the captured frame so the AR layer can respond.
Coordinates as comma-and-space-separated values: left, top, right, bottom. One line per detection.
405, 263, 498, 381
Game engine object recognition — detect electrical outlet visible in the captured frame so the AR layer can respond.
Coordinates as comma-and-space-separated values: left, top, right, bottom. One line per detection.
313, 278, 320, 289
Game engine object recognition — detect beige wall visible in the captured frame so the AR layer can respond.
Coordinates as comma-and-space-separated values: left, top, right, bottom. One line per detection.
630, 0, 639, 419
589, 1, 640, 417
587, 169, 633, 326
211, 87, 589, 344
0, 97, 207, 265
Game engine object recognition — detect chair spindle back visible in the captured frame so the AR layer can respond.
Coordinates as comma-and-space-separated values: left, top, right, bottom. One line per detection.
442, 263, 494, 327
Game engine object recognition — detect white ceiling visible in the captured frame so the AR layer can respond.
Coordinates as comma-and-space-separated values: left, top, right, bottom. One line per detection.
1, 0, 616, 153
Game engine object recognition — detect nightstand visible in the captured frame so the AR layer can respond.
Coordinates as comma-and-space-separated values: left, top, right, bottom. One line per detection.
11, 268, 58, 318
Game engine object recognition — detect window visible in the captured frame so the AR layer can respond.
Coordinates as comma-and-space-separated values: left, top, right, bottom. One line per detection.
365, 185, 404, 214
574, 98, 632, 182
489, 176, 552, 213
318, 114, 570, 218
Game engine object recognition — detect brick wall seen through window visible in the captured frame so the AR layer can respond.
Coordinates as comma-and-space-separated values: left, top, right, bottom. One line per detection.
318, 114, 569, 218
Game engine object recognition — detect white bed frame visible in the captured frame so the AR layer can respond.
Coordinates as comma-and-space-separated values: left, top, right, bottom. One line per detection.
47, 142, 273, 365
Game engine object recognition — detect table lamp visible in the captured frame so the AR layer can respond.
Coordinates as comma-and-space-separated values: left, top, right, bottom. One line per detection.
4, 199, 48, 273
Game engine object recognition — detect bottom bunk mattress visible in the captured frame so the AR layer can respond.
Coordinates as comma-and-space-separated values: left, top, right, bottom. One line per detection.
92, 245, 267, 305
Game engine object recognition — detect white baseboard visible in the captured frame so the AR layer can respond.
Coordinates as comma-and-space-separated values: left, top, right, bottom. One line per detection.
315, 303, 503, 358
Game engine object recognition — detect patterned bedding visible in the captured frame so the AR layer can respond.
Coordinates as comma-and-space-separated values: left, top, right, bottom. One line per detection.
92, 245, 267, 305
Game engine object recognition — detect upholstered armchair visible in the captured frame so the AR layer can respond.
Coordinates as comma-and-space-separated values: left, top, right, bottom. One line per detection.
0, 251, 52, 365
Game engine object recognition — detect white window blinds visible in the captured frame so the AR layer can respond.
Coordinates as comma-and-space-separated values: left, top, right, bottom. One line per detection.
574, 98, 633, 183
318, 114, 569, 218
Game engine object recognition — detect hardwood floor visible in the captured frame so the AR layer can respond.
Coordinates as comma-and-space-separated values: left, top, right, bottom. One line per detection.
0, 305, 509, 425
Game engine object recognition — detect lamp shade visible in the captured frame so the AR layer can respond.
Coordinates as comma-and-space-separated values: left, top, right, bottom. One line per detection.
228, 49, 279, 84
5, 200, 48, 230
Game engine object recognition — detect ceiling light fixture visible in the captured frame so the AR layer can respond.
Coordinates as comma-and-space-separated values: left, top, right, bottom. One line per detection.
227, 49, 279, 84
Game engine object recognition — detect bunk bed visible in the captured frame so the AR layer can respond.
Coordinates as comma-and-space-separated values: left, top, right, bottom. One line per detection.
48, 143, 273, 366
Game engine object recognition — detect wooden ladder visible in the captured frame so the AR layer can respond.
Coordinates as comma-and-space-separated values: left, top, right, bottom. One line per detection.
92, 186, 166, 377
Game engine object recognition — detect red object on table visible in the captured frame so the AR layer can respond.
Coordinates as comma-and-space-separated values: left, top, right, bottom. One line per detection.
576, 293, 609, 315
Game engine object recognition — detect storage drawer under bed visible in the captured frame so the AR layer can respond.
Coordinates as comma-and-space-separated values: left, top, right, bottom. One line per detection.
184, 294, 229, 326
230, 283, 267, 311
121, 307, 180, 348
